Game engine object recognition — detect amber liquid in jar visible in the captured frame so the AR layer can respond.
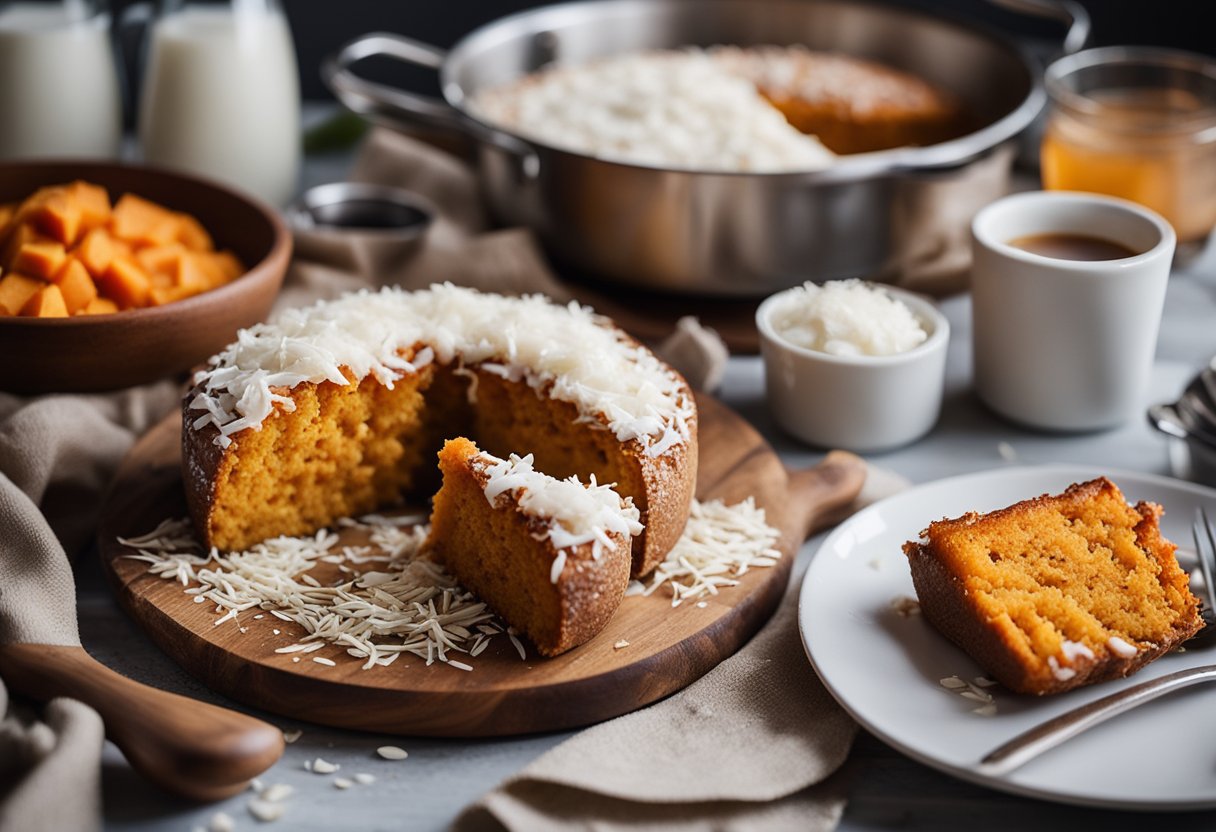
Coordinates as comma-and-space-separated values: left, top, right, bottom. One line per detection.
1042, 88, 1216, 244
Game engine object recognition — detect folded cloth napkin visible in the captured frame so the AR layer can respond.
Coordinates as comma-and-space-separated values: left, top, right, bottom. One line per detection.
0, 127, 897, 832
1, 385, 177, 832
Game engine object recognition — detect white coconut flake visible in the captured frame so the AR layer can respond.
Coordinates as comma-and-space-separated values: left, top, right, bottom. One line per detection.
377, 745, 408, 761
189, 285, 694, 459
118, 517, 516, 673
1108, 635, 1139, 658
260, 783, 294, 802
248, 798, 286, 822
614, 640, 630, 650
209, 812, 235, 832
633, 497, 780, 606
333, 778, 353, 790
1060, 639, 1095, 664
310, 758, 339, 774
312, 657, 336, 667
939, 674, 998, 715
1047, 656, 1077, 682
353, 773, 376, 785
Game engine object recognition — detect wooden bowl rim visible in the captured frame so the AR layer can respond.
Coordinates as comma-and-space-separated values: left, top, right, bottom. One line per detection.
0, 159, 292, 329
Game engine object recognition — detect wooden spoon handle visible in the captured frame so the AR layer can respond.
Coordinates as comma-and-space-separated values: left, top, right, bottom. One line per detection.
0, 643, 283, 801
786, 450, 868, 541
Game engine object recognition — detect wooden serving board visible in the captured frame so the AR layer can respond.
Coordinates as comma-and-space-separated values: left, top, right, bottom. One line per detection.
97, 394, 863, 737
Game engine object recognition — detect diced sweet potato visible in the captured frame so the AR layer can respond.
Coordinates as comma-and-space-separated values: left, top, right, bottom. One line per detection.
175, 252, 215, 290
30, 192, 82, 246
136, 243, 186, 278
80, 296, 119, 316
77, 227, 115, 277
175, 213, 214, 252
19, 283, 68, 318
70, 181, 111, 232
11, 241, 67, 280
214, 250, 243, 281
53, 258, 98, 314
111, 193, 179, 247
96, 257, 151, 309
0, 272, 46, 316
1, 224, 54, 270
149, 284, 195, 306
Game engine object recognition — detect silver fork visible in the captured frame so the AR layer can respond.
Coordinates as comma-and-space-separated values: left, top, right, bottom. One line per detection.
977, 507, 1216, 778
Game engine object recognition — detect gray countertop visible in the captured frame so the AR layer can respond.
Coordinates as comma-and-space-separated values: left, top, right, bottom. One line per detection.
84, 144, 1216, 830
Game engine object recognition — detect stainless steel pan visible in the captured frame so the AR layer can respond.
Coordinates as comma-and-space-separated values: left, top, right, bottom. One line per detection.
323, 0, 1087, 296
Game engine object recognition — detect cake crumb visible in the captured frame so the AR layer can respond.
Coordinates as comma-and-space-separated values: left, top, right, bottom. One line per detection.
890, 596, 921, 617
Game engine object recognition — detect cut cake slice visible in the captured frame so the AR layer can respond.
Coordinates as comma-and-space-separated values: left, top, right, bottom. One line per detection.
903, 477, 1203, 695
425, 437, 642, 657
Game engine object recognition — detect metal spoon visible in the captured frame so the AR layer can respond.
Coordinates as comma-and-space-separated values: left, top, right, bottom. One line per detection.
978, 508, 1216, 778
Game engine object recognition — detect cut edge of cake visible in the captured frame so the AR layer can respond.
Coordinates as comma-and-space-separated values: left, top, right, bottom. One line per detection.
424, 437, 641, 657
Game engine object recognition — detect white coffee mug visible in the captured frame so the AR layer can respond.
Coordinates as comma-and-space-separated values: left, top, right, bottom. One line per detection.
970, 191, 1176, 431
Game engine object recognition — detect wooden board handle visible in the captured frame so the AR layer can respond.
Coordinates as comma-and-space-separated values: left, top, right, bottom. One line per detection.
786, 450, 868, 541
0, 643, 283, 801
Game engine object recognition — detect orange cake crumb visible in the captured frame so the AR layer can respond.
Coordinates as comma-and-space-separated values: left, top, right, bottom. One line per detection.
903, 478, 1203, 695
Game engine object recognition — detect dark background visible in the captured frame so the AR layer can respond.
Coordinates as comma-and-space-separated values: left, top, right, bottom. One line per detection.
106, 0, 1214, 101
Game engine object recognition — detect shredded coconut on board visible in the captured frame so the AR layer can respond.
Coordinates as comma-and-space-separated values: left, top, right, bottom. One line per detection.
188, 284, 694, 458
626, 497, 781, 606
120, 497, 781, 666
117, 515, 515, 671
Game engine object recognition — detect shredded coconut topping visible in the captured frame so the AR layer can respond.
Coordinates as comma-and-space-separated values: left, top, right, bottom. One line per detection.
627, 497, 780, 606
1107, 635, 1139, 658
1060, 638, 1095, 664
472, 450, 642, 575
188, 284, 694, 456
471, 49, 836, 172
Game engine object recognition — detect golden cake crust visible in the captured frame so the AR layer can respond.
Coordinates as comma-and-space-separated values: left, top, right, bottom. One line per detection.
903, 478, 1204, 695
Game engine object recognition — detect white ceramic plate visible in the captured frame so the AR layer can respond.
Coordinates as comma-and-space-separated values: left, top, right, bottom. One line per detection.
800, 465, 1216, 810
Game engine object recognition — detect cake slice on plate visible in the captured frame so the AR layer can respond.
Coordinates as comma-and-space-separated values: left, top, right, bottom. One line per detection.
903, 477, 1203, 695
425, 437, 642, 657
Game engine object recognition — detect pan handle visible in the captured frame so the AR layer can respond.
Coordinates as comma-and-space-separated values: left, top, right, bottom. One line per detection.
986, 0, 1091, 54
321, 32, 539, 174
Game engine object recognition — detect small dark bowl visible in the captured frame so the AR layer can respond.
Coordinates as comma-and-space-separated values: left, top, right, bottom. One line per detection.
0, 160, 291, 394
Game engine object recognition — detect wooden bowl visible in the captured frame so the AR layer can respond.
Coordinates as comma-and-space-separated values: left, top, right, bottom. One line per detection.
0, 160, 291, 394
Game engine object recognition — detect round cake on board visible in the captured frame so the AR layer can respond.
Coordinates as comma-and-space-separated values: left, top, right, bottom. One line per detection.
182, 284, 698, 577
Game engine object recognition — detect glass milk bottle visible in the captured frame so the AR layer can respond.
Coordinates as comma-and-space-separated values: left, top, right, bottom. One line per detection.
138, 0, 300, 206
0, 0, 122, 159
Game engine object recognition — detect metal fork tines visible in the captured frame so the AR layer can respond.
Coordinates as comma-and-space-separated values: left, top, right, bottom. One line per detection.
1194, 506, 1216, 617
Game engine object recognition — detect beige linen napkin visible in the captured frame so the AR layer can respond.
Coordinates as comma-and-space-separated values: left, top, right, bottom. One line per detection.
1, 385, 177, 832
